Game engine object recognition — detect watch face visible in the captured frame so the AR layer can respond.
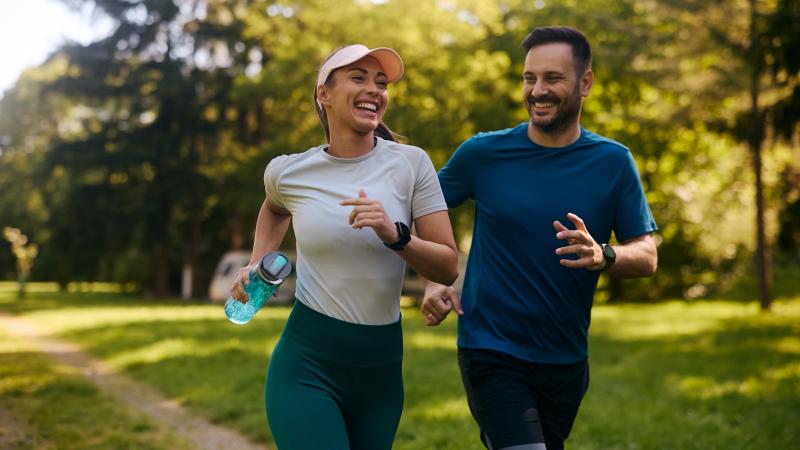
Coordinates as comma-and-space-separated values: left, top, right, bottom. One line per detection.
603, 244, 616, 260
397, 221, 411, 241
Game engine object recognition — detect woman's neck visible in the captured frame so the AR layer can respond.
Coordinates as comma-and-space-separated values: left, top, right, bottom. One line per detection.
326, 129, 376, 158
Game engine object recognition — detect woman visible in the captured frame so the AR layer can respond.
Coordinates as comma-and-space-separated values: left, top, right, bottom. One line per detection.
230, 44, 458, 450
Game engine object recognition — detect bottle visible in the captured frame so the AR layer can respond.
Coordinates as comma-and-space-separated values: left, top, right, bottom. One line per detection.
225, 251, 292, 325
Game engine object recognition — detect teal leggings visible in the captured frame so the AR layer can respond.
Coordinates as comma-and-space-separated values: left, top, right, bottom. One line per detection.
265, 300, 404, 450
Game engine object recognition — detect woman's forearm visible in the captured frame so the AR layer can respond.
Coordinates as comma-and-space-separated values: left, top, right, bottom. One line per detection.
400, 237, 458, 285
399, 211, 458, 286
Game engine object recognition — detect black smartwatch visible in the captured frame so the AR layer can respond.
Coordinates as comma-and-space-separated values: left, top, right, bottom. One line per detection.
600, 243, 616, 271
384, 221, 411, 251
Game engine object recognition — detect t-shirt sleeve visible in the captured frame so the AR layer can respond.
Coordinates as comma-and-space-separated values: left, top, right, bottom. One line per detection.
437, 137, 480, 208
613, 151, 658, 242
263, 155, 289, 210
411, 149, 448, 219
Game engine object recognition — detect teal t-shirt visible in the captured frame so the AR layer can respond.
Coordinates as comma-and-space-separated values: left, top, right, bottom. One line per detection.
439, 123, 657, 363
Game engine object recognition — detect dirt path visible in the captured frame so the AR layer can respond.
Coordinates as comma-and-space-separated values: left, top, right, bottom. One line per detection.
0, 406, 30, 449
0, 311, 272, 450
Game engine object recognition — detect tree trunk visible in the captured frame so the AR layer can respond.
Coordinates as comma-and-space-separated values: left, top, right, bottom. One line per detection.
750, 0, 772, 311
752, 137, 772, 310
185, 135, 203, 300
187, 202, 202, 299
231, 213, 245, 250
153, 245, 170, 298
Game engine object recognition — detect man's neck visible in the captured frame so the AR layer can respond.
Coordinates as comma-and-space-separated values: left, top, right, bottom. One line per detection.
327, 129, 375, 158
526, 121, 582, 148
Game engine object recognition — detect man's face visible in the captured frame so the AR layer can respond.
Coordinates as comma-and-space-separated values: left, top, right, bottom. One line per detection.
522, 43, 591, 134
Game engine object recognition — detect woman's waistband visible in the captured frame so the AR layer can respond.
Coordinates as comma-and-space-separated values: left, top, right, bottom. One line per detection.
281, 299, 403, 366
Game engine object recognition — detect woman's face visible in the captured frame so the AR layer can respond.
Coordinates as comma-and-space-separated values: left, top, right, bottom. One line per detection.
319, 56, 389, 135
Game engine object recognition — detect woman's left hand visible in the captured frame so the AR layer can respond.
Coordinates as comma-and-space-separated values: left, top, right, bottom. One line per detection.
340, 189, 398, 244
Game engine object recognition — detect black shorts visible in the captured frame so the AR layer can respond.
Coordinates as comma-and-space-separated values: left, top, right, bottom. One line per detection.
458, 347, 589, 450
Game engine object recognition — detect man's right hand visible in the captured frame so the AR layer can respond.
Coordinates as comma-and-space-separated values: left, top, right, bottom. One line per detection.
421, 283, 463, 326
230, 263, 258, 304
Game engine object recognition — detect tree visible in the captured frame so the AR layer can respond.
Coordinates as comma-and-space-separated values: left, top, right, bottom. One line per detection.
716, 0, 798, 309
2, 0, 794, 303
3, 227, 38, 298
653, 0, 800, 308
42, 0, 252, 296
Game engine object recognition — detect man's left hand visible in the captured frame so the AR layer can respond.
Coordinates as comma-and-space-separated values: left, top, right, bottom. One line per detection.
553, 212, 605, 271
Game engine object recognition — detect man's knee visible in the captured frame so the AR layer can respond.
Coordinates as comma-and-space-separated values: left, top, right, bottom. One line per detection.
494, 443, 547, 450
482, 407, 546, 450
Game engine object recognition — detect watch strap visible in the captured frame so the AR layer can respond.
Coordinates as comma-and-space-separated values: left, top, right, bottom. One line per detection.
384, 221, 411, 251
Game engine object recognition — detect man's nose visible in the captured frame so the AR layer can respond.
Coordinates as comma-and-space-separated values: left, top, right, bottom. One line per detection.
531, 80, 548, 98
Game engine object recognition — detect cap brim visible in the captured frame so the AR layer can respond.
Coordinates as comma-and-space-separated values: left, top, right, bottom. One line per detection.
364, 48, 404, 83
317, 45, 405, 87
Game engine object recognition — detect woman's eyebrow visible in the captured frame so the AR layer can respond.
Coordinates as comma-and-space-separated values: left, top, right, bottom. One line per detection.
347, 67, 387, 78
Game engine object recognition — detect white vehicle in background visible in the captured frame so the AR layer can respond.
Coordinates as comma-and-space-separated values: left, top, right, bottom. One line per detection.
208, 250, 296, 305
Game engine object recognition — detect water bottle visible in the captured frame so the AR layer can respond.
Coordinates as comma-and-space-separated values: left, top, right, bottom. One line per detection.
225, 251, 292, 325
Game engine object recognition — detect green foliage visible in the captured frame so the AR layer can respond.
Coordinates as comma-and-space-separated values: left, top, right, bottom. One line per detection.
0, 0, 797, 300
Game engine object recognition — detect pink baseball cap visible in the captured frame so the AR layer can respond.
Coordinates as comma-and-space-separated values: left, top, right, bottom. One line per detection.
316, 45, 404, 88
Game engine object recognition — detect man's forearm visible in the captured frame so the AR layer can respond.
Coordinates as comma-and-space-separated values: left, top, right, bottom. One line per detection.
606, 234, 657, 278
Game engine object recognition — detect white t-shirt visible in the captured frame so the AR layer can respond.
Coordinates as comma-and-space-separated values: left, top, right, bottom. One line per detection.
264, 137, 448, 325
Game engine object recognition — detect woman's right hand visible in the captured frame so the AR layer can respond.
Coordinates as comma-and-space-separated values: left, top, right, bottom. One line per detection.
230, 263, 258, 303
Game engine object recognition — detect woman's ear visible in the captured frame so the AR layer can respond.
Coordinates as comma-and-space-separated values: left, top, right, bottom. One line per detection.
317, 84, 330, 107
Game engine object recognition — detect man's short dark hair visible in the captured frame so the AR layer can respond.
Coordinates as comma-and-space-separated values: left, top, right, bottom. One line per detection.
521, 26, 592, 75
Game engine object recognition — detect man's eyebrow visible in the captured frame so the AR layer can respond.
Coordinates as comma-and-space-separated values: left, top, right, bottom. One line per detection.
523, 70, 566, 77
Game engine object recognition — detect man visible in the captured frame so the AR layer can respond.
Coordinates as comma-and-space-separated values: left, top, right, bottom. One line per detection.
422, 27, 658, 450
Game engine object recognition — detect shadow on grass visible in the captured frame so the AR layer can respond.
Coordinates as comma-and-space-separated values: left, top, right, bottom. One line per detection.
52, 314, 472, 448
57, 312, 800, 449
575, 318, 800, 450
3, 286, 797, 450
0, 290, 204, 313
50, 316, 286, 444
0, 351, 192, 450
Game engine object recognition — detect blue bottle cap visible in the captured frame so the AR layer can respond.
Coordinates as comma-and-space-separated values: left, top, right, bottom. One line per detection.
256, 251, 293, 282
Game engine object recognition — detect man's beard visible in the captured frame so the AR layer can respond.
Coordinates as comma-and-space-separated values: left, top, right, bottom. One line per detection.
528, 85, 582, 135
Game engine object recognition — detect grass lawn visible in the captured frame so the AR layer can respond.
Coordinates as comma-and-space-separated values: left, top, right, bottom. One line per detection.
1, 282, 798, 449
0, 298, 194, 449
